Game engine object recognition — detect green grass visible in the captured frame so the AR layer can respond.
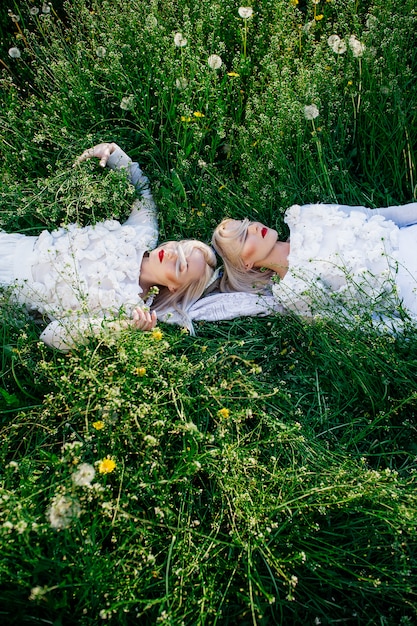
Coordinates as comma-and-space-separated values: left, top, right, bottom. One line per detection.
1, 0, 417, 624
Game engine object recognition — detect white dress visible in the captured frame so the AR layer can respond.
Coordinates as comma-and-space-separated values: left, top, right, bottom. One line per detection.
0, 147, 158, 350
271, 203, 417, 327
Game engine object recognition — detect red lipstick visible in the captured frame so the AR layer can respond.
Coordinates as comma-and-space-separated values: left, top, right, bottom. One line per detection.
158, 249, 164, 262
261, 227, 267, 238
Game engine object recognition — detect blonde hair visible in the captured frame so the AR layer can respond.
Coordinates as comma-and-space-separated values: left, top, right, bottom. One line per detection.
212, 218, 274, 293
152, 239, 217, 332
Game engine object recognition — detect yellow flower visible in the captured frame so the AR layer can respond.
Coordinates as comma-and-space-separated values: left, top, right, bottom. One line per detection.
181, 115, 192, 122
134, 367, 147, 376
227, 71, 240, 77
218, 407, 230, 419
290, 0, 299, 5
152, 328, 163, 341
315, 14, 324, 20
98, 458, 116, 474
193, 111, 205, 118
92, 420, 105, 430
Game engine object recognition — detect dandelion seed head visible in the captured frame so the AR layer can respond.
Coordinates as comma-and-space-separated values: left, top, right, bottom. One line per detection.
47, 495, 81, 529
176, 77, 188, 89
29, 7, 40, 15
238, 7, 254, 19
304, 104, 319, 120
42, 2, 51, 14
174, 32, 187, 47
327, 34, 347, 54
120, 95, 135, 111
95, 46, 107, 58
72, 462, 96, 487
208, 54, 222, 69
8, 47, 21, 59
348, 35, 365, 57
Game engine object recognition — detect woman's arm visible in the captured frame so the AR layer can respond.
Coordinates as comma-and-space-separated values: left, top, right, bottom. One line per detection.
75, 142, 158, 247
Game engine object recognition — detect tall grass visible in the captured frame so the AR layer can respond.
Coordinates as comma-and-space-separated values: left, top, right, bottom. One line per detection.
1, 0, 416, 624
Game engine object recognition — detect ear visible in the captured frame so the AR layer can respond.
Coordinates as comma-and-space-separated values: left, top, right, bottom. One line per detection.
244, 261, 253, 271
168, 285, 178, 294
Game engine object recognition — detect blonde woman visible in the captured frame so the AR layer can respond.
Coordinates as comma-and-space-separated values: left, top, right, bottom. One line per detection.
0, 143, 216, 350
212, 202, 417, 328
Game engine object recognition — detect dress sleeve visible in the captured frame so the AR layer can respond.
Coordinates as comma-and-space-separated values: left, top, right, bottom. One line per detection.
332, 202, 417, 228
39, 317, 131, 352
106, 146, 158, 249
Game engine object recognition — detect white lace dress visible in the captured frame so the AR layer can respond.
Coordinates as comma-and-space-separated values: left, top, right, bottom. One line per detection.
0, 147, 158, 350
271, 203, 417, 326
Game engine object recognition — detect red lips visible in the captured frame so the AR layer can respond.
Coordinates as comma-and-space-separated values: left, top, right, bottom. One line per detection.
158, 249, 164, 262
261, 227, 267, 238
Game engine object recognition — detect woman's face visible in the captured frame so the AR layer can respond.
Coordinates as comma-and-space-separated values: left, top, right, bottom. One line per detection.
220, 220, 278, 269
148, 242, 207, 292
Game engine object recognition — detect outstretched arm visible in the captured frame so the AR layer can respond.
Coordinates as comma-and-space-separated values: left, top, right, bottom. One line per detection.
75, 142, 158, 247
40, 307, 158, 352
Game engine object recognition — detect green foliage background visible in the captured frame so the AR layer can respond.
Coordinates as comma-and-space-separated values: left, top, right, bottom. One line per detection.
1, 0, 417, 624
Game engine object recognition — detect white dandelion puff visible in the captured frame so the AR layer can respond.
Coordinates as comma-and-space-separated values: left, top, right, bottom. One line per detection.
29, 7, 40, 15
208, 54, 223, 69
72, 462, 96, 487
120, 95, 135, 111
175, 77, 188, 89
47, 495, 81, 529
238, 7, 253, 19
95, 46, 107, 58
304, 104, 320, 120
174, 32, 187, 47
327, 34, 347, 54
348, 35, 365, 57
42, 2, 51, 14
8, 47, 21, 59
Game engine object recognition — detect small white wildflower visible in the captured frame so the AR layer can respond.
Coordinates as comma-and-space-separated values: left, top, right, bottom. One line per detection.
95, 46, 106, 58
3, 521, 14, 530
8, 47, 21, 59
207, 54, 222, 69
238, 7, 253, 19
15, 520, 28, 534
144, 434, 158, 446
198, 159, 207, 168
327, 34, 347, 54
47, 495, 81, 529
7, 461, 19, 470
72, 462, 96, 487
120, 95, 135, 111
174, 32, 187, 47
29, 585, 48, 601
42, 2, 51, 13
175, 77, 188, 89
348, 34, 365, 57
304, 104, 319, 120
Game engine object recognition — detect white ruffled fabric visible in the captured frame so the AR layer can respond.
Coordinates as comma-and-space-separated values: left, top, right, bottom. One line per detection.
272, 204, 402, 318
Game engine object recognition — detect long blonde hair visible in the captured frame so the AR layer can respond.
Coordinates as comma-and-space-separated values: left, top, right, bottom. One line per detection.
212, 218, 274, 293
152, 239, 217, 331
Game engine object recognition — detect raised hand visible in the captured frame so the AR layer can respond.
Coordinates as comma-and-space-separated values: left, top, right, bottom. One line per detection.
74, 142, 119, 168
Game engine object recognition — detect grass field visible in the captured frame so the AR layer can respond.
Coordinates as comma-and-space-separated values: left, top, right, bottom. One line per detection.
1, 0, 417, 624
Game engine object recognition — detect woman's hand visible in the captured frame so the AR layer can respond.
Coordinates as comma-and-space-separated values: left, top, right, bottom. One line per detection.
131, 306, 157, 331
74, 142, 119, 168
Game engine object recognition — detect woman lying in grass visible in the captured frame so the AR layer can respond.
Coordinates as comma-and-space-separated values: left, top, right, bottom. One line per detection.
0, 143, 216, 351
211, 202, 417, 329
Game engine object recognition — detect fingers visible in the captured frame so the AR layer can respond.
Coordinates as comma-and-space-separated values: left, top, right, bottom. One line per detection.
132, 307, 158, 331
73, 142, 117, 168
